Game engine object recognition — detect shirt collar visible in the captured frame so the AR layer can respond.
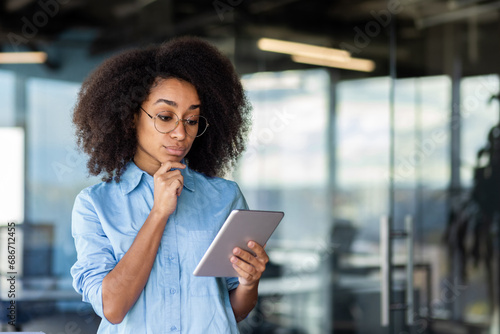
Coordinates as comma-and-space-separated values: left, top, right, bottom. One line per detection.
120, 160, 195, 195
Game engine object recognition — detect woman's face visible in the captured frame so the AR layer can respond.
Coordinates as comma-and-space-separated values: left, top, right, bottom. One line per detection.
135, 78, 200, 167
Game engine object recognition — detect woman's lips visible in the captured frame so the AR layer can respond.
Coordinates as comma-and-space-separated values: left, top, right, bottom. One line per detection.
163, 146, 186, 156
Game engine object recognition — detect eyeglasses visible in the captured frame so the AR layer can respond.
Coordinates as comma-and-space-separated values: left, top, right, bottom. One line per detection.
140, 107, 209, 137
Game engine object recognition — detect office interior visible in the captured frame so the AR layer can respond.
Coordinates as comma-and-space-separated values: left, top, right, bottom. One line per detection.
1, 0, 500, 333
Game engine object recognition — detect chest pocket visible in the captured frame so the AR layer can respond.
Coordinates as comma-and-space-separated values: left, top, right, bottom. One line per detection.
187, 230, 225, 297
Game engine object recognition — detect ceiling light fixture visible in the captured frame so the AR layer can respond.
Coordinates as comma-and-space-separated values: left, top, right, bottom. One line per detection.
292, 54, 376, 73
0, 52, 48, 64
257, 38, 350, 62
257, 38, 375, 72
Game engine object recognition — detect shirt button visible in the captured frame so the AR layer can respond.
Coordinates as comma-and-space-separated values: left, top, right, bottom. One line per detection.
170, 288, 176, 294
169, 254, 176, 261
170, 326, 177, 331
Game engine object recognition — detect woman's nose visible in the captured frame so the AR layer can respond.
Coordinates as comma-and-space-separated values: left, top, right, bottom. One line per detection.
169, 121, 187, 140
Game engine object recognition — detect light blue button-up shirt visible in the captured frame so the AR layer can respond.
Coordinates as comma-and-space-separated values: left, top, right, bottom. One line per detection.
70, 161, 248, 333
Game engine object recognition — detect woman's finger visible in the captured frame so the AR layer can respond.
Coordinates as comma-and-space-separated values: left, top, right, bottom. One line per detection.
247, 241, 269, 264
155, 161, 185, 177
231, 255, 258, 274
173, 178, 183, 196
232, 248, 266, 273
232, 263, 254, 283
231, 257, 260, 283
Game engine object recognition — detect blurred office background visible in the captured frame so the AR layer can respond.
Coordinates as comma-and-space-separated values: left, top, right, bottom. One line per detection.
1, 0, 500, 333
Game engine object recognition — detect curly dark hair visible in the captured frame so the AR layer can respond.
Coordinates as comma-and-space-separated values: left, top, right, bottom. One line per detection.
73, 36, 252, 182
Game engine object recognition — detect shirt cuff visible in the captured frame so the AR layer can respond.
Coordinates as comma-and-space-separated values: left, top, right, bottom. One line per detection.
225, 276, 240, 291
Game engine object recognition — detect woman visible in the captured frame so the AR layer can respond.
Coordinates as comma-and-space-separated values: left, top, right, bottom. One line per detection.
70, 36, 268, 333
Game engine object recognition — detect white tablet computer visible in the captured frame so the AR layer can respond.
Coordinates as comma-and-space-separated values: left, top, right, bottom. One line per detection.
193, 209, 284, 277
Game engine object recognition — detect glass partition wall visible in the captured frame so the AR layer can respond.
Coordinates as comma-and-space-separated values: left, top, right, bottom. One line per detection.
236, 69, 332, 334
233, 20, 500, 334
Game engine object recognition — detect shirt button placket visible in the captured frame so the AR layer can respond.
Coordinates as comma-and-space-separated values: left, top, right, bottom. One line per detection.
167, 218, 181, 332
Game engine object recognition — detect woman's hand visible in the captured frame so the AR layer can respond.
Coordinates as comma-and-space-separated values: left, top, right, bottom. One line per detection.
102, 161, 185, 324
151, 161, 185, 218
231, 241, 269, 287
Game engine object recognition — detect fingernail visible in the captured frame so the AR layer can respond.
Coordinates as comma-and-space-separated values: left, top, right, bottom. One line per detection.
233, 248, 240, 255
248, 241, 255, 248
231, 256, 237, 263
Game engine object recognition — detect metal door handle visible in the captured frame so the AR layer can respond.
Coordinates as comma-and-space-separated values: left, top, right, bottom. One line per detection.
380, 215, 390, 327
405, 215, 414, 326
380, 215, 415, 327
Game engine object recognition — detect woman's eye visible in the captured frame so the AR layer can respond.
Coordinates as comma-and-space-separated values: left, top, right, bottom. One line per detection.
186, 119, 199, 126
158, 115, 173, 122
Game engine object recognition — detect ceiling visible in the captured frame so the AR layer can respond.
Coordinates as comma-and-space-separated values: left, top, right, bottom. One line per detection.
1, 0, 499, 78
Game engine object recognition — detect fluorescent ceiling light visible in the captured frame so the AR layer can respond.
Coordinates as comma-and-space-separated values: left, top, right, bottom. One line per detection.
0, 52, 48, 64
292, 55, 376, 73
258, 38, 350, 63
257, 37, 376, 72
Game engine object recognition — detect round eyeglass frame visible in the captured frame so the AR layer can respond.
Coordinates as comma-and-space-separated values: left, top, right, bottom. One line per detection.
140, 107, 209, 138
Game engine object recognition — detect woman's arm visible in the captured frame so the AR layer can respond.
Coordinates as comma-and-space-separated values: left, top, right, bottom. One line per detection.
229, 241, 269, 322
229, 282, 259, 322
102, 210, 169, 324
102, 162, 185, 324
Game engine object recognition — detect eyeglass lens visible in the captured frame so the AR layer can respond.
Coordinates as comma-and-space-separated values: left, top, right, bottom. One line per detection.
154, 111, 208, 137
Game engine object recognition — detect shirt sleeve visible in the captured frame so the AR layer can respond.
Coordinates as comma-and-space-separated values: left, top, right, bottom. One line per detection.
70, 188, 117, 319
225, 182, 249, 291
230, 181, 249, 212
